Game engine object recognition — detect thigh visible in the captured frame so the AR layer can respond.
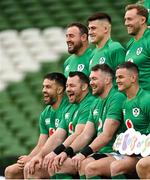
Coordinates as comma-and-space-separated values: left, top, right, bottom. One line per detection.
111, 156, 139, 175
86, 156, 116, 176
58, 157, 78, 174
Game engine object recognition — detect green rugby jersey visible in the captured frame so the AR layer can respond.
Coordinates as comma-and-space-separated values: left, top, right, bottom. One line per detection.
89, 38, 125, 71
88, 88, 126, 153
125, 29, 150, 91
64, 47, 93, 77
122, 88, 150, 134
39, 95, 69, 136
59, 93, 95, 136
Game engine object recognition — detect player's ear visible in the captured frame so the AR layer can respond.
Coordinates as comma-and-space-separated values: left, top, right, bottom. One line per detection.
81, 33, 88, 42
81, 83, 88, 91
141, 16, 147, 25
57, 86, 63, 95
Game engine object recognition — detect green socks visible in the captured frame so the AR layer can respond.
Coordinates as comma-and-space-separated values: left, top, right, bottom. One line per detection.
80, 175, 102, 179
80, 175, 86, 179
87, 175, 102, 179
55, 173, 73, 179
111, 174, 127, 179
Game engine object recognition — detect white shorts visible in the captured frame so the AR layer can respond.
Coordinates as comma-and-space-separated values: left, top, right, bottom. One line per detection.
106, 152, 142, 160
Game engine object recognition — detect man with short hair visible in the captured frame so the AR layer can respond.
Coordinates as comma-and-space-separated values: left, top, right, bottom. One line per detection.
125, 4, 150, 91
110, 61, 150, 179
88, 12, 125, 72
64, 22, 93, 77
5, 72, 68, 179
24, 71, 94, 179
50, 64, 125, 179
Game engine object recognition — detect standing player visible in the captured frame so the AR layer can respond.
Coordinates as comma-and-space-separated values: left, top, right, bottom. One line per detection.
5, 72, 68, 179
125, 4, 150, 91
64, 22, 93, 77
88, 12, 125, 72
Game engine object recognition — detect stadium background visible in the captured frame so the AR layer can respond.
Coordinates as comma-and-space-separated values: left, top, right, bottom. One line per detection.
0, 0, 136, 176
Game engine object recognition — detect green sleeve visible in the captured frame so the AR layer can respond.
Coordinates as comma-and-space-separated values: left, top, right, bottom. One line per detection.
110, 43, 126, 70
87, 109, 97, 128
106, 93, 125, 122
58, 117, 68, 131
77, 96, 95, 125
77, 105, 91, 124
142, 94, 150, 133
39, 110, 49, 135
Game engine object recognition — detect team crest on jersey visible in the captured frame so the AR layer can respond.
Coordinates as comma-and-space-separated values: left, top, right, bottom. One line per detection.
55, 119, 60, 128
49, 128, 55, 136
99, 57, 106, 64
98, 118, 102, 131
132, 108, 140, 117
45, 118, 50, 125
93, 109, 98, 116
69, 122, 73, 134
136, 47, 143, 55
65, 112, 70, 120
77, 64, 84, 71
125, 119, 133, 129
65, 65, 70, 72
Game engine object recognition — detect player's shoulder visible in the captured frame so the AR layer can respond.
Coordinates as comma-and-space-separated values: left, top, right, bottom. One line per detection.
41, 105, 51, 115
109, 88, 126, 101
139, 88, 150, 100
126, 38, 134, 49
64, 54, 74, 65
108, 39, 124, 51
142, 29, 150, 44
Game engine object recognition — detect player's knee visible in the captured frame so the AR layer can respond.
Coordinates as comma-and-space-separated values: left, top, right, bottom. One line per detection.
110, 161, 121, 176
136, 159, 150, 179
85, 163, 96, 177
5, 166, 10, 178
5, 165, 18, 178
136, 159, 148, 172
79, 159, 89, 175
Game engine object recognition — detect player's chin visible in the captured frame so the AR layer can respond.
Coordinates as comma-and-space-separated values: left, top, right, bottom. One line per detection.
118, 86, 124, 92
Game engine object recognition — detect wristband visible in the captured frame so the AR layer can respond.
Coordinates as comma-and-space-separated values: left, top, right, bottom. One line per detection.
53, 144, 66, 155
80, 146, 93, 157
64, 146, 75, 157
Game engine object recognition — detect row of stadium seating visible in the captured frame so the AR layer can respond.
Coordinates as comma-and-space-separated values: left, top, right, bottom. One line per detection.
0, 27, 66, 91
0, 0, 136, 43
